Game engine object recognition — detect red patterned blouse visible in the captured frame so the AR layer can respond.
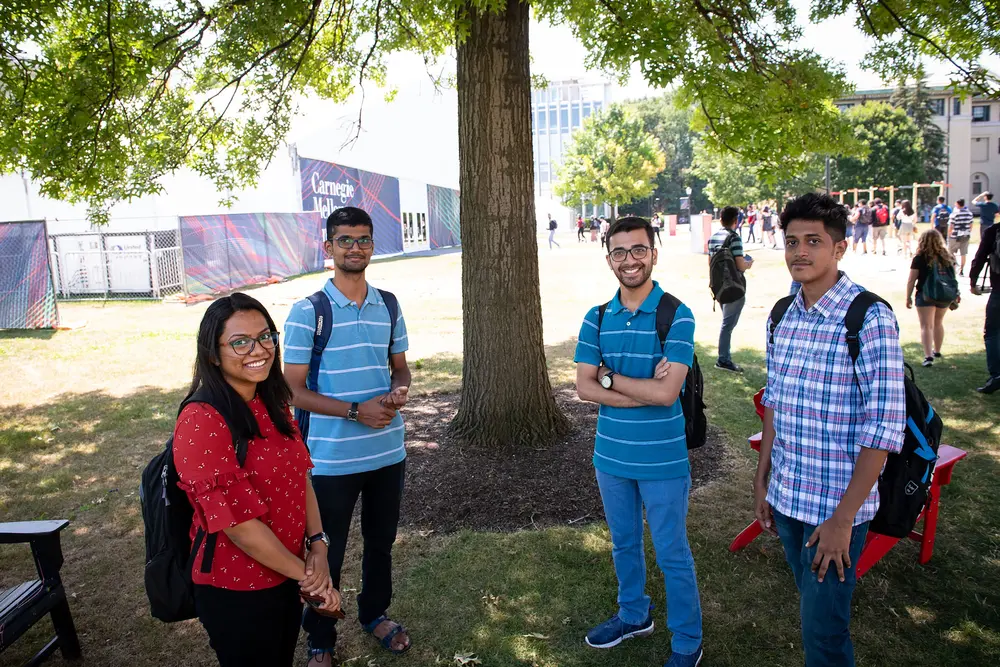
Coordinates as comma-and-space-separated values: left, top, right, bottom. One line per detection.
172, 396, 313, 591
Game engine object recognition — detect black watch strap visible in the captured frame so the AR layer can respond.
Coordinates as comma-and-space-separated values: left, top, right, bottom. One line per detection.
347, 402, 359, 421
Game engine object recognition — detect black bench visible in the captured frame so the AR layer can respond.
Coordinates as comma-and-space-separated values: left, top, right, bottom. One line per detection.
1, 520, 82, 665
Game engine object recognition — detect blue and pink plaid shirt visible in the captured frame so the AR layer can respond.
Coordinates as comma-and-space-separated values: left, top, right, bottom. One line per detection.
762, 273, 906, 527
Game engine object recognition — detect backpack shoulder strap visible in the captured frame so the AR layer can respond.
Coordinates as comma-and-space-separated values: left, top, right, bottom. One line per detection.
655, 292, 681, 349
596, 302, 610, 356
768, 295, 796, 344
377, 288, 400, 354
305, 290, 333, 392
844, 290, 891, 364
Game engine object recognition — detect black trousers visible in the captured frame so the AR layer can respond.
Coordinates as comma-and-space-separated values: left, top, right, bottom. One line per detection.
195, 579, 302, 667
302, 460, 405, 650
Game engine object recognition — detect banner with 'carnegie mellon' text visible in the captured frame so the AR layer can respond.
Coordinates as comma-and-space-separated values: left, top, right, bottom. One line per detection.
299, 157, 404, 256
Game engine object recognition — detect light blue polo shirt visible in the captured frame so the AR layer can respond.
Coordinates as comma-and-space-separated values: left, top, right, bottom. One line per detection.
283, 280, 409, 476
574, 281, 695, 481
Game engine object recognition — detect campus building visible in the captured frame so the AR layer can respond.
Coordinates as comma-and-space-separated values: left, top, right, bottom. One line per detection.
530, 78, 613, 222
835, 87, 1000, 203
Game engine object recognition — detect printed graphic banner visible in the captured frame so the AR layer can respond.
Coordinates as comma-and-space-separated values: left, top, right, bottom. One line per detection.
0, 220, 58, 329
180, 212, 323, 296
427, 185, 461, 249
299, 157, 404, 255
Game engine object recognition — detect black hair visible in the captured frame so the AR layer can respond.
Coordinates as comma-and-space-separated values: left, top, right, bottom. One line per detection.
859, 199, 868, 206
901, 199, 915, 216
720, 206, 740, 226
605, 216, 655, 250
778, 192, 848, 243
986, 192, 994, 201
185, 292, 295, 439
938, 196, 946, 203
327, 206, 373, 240
956, 198, 965, 206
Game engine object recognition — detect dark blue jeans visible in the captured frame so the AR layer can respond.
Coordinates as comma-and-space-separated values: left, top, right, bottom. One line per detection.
773, 511, 869, 667
985, 289, 1000, 378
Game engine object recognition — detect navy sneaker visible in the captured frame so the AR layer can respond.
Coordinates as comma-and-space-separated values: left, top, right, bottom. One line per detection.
665, 644, 704, 667
585, 606, 654, 649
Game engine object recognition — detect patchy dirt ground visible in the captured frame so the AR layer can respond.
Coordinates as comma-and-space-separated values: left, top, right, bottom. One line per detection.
400, 387, 726, 532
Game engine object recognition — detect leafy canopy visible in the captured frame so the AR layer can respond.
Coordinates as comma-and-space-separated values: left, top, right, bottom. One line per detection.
1, 1, 995, 218
833, 102, 925, 189
554, 104, 666, 209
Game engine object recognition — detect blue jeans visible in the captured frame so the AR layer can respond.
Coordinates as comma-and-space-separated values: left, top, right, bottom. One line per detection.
985, 289, 1000, 378
718, 295, 745, 363
773, 511, 870, 667
595, 470, 702, 654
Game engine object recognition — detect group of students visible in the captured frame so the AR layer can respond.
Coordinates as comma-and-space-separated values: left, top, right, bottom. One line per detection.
166, 193, 989, 667
732, 203, 780, 247
576, 194, 908, 667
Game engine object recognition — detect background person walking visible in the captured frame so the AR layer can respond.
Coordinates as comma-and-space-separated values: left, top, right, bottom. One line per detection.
709, 206, 753, 373
547, 213, 561, 249
948, 199, 974, 277
897, 199, 917, 258
907, 230, 959, 367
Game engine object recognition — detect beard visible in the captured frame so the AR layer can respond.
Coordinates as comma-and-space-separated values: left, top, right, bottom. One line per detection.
614, 262, 653, 288
335, 255, 370, 274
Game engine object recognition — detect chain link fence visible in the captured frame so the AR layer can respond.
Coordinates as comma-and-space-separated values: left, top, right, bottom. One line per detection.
48, 228, 185, 300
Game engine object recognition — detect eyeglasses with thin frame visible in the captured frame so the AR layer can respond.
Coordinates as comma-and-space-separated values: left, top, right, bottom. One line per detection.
331, 235, 374, 250
608, 245, 651, 262
227, 331, 280, 356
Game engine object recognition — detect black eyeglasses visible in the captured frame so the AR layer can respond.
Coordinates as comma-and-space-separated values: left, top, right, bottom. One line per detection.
227, 331, 280, 356
608, 245, 650, 262
331, 236, 374, 250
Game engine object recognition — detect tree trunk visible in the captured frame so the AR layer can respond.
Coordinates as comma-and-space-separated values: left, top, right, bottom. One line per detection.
451, 0, 569, 448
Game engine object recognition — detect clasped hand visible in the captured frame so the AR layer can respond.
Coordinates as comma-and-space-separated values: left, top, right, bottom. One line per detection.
356, 387, 408, 429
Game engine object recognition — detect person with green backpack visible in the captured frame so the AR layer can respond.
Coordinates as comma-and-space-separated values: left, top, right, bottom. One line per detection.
906, 229, 960, 367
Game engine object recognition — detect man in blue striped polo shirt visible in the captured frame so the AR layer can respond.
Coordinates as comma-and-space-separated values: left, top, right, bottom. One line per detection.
575, 216, 704, 667
284, 207, 412, 662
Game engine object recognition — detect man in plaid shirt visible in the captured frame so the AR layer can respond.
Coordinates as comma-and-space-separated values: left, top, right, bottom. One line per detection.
754, 193, 905, 667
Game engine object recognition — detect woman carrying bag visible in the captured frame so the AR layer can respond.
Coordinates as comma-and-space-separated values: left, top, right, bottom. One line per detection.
907, 230, 961, 367
173, 292, 341, 667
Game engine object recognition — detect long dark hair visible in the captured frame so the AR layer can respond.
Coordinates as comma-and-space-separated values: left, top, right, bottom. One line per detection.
184, 293, 295, 439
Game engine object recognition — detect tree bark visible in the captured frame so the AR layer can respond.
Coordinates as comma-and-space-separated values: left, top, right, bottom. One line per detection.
451, 0, 569, 448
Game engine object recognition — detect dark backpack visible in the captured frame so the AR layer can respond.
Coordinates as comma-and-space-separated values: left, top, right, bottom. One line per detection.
293, 288, 399, 441
597, 292, 707, 449
922, 259, 959, 305
140, 389, 249, 622
709, 231, 746, 306
935, 207, 950, 229
858, 206, 872, 226
768, 291, 942, 538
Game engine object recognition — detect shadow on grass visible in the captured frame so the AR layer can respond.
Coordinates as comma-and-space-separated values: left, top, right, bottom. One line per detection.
0, 328, 57, 340
391, 340, 1000, 665
3, 342, 999, 666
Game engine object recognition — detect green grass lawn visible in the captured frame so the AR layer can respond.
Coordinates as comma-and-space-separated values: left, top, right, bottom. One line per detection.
1, 227, 998, 666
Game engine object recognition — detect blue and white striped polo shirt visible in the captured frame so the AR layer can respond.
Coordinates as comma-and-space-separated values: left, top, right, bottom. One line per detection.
574, 281, 695, 481
283, 280, 409, 476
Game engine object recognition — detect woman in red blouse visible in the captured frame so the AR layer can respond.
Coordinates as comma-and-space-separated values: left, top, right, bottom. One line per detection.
173, 293, 341, 667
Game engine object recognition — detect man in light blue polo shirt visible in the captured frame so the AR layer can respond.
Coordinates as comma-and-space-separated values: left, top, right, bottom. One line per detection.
575, 216, 704, 667
284, 206, 412, 662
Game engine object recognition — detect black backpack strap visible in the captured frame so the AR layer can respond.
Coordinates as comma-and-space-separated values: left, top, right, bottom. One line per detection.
377, 288, 400, 355
178, 388, 251, 574
768, 295, 796, 345
596, 302, 610, 358
844, 291, 892, 364
655, 292, 680, 349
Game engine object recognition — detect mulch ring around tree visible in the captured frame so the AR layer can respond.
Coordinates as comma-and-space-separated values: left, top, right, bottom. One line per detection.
400, 387, 727, 533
